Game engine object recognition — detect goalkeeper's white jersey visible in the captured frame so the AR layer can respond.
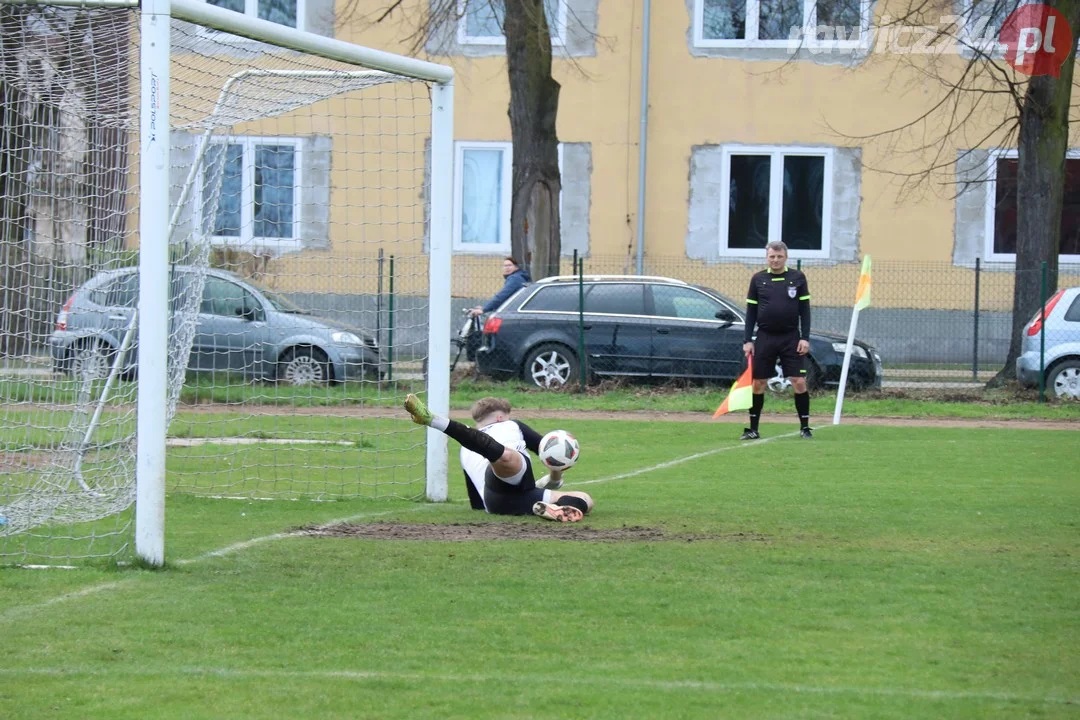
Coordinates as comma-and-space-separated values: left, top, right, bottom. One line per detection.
459, 420, 527, 501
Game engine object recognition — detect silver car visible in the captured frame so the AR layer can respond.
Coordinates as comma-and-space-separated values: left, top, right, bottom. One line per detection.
1016, 286, 1080, 399
48, 266, 380, 385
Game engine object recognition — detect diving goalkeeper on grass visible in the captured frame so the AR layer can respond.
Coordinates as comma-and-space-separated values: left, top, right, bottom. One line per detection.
404, 394, 594, 522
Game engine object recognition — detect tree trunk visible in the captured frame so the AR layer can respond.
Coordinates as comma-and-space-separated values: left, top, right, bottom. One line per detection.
504, 0, 561, 281
989, 3, 1079, 386
0, 7, 34, 358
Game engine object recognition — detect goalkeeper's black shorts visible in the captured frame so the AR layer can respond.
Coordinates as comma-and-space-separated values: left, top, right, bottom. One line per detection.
483, 452, 546, 515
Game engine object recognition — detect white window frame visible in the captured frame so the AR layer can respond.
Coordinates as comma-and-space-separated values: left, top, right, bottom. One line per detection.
456, 0, 568, 47
692, 0, 873, 49
983, 148, 1080, 263
452, 141, 564, 255
195, 135, 305, 254
199, 0, 306, 33
718, 145, 833, 259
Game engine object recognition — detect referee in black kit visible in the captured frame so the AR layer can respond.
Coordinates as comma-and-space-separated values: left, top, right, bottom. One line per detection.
740, 240, 813, 440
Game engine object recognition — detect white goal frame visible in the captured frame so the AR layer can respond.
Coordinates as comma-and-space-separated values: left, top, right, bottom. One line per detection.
9, 0, 456, 566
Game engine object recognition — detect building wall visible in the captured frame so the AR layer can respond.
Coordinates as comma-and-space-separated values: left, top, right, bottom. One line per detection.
171, 0, 1080, 307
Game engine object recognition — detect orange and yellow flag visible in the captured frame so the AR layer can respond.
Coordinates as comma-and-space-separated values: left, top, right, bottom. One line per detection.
854, 255, 872, 311
713, 364, 754, 418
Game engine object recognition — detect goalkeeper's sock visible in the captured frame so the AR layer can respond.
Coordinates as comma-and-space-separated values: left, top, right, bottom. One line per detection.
443, 419, 507, 463
749, 393, 764, 432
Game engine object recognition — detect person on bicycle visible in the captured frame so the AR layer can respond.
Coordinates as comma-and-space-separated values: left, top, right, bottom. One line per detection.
468, 257, 531, 317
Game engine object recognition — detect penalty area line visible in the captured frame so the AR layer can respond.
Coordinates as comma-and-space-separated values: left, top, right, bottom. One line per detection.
575, 428, 807, 486
0, 505, 434, 624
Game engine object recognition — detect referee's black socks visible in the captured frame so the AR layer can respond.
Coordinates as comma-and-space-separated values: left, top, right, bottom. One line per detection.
749, 393, 764, 432
794, 391, 810, 429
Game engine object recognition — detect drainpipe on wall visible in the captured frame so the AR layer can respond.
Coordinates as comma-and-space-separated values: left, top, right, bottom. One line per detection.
634, 0, 652, 275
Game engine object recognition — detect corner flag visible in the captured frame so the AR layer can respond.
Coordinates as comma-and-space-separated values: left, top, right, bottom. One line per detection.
834, 254, 872, 425
854, 255, 872, 311
713, 364, 753, 418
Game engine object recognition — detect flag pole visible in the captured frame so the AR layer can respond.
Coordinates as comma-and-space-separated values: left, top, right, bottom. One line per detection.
832, 309, 861, 425
833, 255, 871, 426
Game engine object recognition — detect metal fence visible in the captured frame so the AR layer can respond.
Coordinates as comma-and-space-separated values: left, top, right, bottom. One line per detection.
365, 254, 1079, 383
3, 252, 1078, 386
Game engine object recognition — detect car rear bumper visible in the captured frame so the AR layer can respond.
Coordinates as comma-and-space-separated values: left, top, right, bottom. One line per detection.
1016, 351, 1044, 387
48, 332, 78, 372
475, 340, 521, 379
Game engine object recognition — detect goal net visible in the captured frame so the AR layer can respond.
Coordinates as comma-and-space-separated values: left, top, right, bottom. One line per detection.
0, 0, 453, 566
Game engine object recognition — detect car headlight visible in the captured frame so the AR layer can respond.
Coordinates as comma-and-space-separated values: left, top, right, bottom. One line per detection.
331, 331, 364, 346
832, 342, 867, 359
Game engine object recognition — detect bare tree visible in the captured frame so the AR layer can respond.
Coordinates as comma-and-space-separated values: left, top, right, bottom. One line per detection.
374, 0, 562, 280
822, 0, 1080, 386
0, 4, 132, 358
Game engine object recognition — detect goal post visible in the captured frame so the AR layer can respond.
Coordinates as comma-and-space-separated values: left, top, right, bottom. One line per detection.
0, 0, 454, 567
139, 0, 456, 565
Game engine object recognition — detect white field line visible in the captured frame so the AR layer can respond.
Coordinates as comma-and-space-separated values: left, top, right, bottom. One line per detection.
0, 666, 1074, 706
0, 506, 433, 623
167, 438, 355, 447
1, 430, 806, 620
575, 429, 804, 486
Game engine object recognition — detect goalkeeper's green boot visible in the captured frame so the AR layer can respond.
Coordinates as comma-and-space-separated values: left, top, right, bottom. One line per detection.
404, 394, 434, 426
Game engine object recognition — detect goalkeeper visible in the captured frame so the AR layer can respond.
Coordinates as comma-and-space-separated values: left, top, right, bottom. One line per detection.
404, 394, 594, 522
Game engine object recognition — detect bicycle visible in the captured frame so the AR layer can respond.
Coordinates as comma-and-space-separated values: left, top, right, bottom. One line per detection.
422, 308, 483, 380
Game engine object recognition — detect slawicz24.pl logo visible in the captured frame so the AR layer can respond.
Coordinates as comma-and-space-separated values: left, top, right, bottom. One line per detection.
999, 4, 1073, 76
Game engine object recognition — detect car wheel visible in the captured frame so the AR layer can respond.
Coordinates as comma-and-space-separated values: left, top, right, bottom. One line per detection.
1048, 359, 1080, 400
523, 343, 579, 389
69, 341, 112, 381
279, 347, 331, 386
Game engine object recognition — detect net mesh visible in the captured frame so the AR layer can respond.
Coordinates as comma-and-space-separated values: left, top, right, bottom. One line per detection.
1, 5, 437, 564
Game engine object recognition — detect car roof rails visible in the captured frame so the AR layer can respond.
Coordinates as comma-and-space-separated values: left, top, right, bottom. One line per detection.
535, 274, 687, 285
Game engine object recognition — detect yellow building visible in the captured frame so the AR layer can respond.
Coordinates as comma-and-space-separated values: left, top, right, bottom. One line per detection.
157, 0, 1080, 367
323, 0, 1080, 268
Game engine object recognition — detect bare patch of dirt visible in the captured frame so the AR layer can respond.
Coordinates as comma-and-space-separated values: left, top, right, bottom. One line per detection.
0, 452, 52, 473
296, 521, 770, 544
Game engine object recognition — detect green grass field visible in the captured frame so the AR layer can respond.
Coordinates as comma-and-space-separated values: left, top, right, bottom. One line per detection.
2, 418, 1079, 719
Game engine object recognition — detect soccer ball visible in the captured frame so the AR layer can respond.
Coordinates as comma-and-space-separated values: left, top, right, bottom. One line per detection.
538, 429, 580, 470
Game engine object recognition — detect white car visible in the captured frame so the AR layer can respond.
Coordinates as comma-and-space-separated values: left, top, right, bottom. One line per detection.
1016, 286, 1080, 399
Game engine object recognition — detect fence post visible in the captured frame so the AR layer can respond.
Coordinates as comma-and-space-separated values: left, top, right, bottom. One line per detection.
578, 260, 586, 392
377, 248, 384, 366
388, 254, 395, 383
972, 258, 980, 382
1039, 261, 1047, 403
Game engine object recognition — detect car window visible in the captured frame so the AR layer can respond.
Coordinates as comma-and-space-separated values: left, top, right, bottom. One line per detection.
201, 277, 262, 319
90, 273, 139, 308
521, 285, 582, 312
650, 285, 725, 320
584, 284, 645, 315
1065, 294, 1080, 322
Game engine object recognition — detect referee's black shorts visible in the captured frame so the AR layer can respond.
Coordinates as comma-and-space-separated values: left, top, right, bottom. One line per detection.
752, 330, 805, 380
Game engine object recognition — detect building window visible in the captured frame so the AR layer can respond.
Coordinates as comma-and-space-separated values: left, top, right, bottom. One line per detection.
453, 141, 564, 254
205, 0, 304, 29
198, 137, 302, 250
987, 150, 1080, 261
694, 0, 870, 47
720, 146, 832, 258
457, 0, 567, 46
